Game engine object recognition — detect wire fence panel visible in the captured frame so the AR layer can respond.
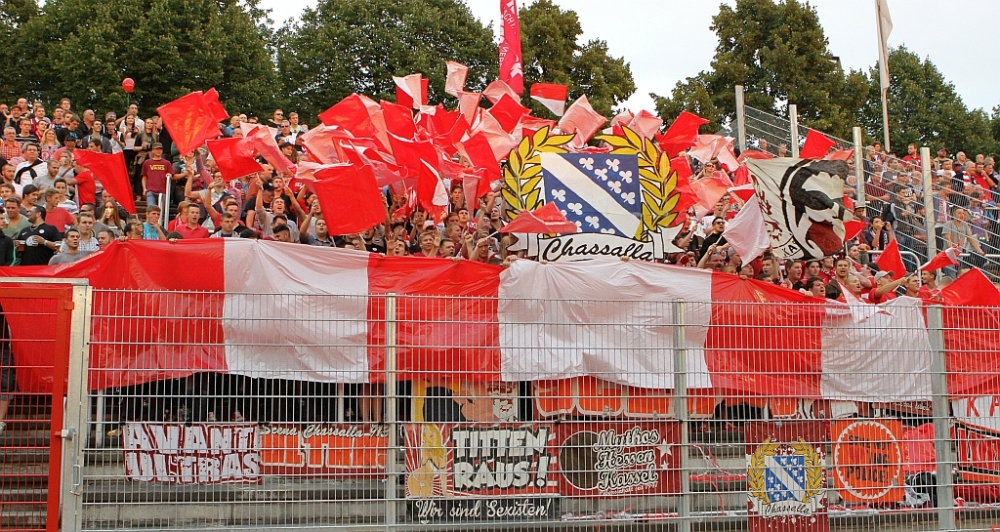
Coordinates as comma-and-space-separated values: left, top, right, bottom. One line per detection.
71, 290, 1000, 532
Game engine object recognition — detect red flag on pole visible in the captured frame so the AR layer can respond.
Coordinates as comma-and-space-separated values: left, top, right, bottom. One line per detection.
500, 202, 578, 234
658, 111, 709, 158
156, 91, 224, 155
73, 150, 137, 214
206, 137, 263, 181
498, 0, 524, 94
529, 83, 568, 116
874, 238, 907, 280
312, 164, 386, 235
920, 245, 961, 272
799, 129, 837, 159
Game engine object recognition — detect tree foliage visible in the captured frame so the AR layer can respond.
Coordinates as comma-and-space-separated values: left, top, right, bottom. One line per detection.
860, 46, 999, 156
519, 0, 635, 118
4, 0, 277, 117
653, 0, 867, 136
274, 0, 497, 120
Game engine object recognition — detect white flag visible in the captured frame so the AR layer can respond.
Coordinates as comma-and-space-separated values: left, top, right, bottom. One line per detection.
876, 0, 893, 92
722, 194, 771, 264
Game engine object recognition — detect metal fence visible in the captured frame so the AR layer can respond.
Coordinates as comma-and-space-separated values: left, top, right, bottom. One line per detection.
46, 289, 1000, 532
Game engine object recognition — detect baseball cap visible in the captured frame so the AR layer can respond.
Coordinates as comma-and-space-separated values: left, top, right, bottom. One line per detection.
874, 270, 893, 282
151, 142, 163, 149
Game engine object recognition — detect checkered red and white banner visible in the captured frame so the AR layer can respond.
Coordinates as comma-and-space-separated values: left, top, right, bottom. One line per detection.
0, 240, 995, 399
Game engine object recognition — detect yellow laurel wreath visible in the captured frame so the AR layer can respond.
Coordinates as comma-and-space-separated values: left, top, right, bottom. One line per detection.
747, 438, 823, 506
503, 126, 576, 218
594, 126, 682, 239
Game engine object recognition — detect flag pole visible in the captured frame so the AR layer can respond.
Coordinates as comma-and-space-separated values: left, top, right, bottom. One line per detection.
875, 0, 891, 152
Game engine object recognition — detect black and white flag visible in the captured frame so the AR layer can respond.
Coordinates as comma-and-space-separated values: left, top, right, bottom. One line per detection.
746, 158, 852, 260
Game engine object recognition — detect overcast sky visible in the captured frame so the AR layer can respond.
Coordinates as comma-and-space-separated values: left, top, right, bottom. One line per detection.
259, 0, 999, 115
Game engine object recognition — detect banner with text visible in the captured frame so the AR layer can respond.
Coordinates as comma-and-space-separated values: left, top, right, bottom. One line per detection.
746, 421, 828, 532
123, 422, 261, 485
831, 419, 904, 504
404, 422, 558, 521
259, 423, 388, 477
556, 421, 680, 497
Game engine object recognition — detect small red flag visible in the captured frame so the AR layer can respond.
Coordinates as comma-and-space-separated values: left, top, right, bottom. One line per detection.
394, 75, 429, 109
874, 238, 907, 280
74, 150, 136, 214
659, 111, 709, 158
203, 88, 230, 122
206, 137, 263, 181
844, 220, 866, 241
379, 101, 417, 140
247, 126, 293, 175
500, 202, 578, 234
157, 91, 223, 155
74, 170, 97, 208
318, 94, 379, 139
939, 268, 1000, 306
920, 245, 961, 272
488, 94, 530, 133
498, 0, 524, 94
799, 129, 837, 159
312, 164, 385, 235
529, 83, 568, 116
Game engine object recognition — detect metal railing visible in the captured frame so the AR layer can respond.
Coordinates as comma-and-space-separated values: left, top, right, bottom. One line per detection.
48, 289, 1000, 532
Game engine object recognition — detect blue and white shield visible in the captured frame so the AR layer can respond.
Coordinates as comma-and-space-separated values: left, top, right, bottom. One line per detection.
764, 454, 807, 503
540, 153, 641, 238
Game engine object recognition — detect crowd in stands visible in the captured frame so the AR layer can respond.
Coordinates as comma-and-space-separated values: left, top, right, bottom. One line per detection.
0, 96, 992, 304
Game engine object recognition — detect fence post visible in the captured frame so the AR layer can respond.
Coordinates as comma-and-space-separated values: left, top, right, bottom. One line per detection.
161, 188, 171, 229
735, 85, 747, 153
385, 293, 398, 530
921, 147, 937, 260
61, 284, 92, 532
852, 127, 866, 212
926, 304, 956, 531
671, 300, 691, 532
788, 104, 800, 158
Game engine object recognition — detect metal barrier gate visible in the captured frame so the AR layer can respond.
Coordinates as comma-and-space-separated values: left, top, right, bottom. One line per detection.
61, 289, 1000, 532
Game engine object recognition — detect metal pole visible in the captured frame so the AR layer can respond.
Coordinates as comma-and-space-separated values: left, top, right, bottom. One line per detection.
62, 284, 92, 532
789, 104, 800, 158
926, 305, 956, 531
921, 147, 937, 260
881, 90, 891, 153
853, 127, 867, 214
385, 293, 398, 530
735, 85, 747, 153
671, 300, 691, 532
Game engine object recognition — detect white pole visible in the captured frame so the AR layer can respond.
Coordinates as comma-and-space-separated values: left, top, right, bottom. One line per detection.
853, 127, 867, 214
735, 85, 747, 153
789, 104, 800, 158
921, 147, 937, 260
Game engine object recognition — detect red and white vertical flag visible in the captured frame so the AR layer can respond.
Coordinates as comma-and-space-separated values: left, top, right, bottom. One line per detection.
499, 0, 524, 94
529, 83, 568, 116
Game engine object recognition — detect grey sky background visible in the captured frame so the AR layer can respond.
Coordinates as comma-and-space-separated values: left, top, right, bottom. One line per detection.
260, 0, 998, 116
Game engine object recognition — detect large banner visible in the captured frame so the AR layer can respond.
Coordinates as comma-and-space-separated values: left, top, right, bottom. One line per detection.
830, 419, 904, 504
556, 421, 680, 497
403, 423, 558, 522
123, 423, 261, 485
504, 127, 685, 262
258, 423, 388, 477
745, 421, 828, 532
411, 379, 519, 423
953, 395, 1000, 483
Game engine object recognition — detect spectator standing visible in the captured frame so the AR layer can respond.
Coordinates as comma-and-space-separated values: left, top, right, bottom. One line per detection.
141, 143, 171, 207
15, 206, 61, 265
48, 228, 90, 265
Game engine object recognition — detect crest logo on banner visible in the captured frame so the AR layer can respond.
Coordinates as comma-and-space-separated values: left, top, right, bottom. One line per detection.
504, 127, 684, 262
745, 158, 852, 260
747, 439, 824, 519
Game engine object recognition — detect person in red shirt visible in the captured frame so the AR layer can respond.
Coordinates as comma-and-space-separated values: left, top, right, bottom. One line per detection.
141, 143, 172, 207
869, 270, 910, 304
174, 203, 209, 239
901, 143, 921, 171
42, 188, 75, 231
918, 270, 941, 301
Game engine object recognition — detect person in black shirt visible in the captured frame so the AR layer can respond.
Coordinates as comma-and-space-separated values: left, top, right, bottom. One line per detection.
15, 206, 61, 265
0, 231, 13, 266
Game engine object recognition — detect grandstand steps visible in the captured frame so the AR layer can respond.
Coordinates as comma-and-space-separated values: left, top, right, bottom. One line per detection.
0, 395, 53, 531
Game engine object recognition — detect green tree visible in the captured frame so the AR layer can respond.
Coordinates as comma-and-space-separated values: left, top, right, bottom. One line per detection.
274, 0, 497, 121
0, 0, 39, 102
16, 0, 276, 117
653, 0, 867, 136
519, 0, 635, 118
861, 46, 999, 156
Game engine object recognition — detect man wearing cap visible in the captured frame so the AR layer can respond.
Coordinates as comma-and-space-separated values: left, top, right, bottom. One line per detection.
933, 147, 951, 171
141, 143, 172, 207
14, 206, 61, 265
869, 270, 910, 304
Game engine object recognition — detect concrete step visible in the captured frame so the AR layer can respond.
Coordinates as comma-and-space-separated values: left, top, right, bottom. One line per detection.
0, 506, 46, 530
0, 488, 46, 503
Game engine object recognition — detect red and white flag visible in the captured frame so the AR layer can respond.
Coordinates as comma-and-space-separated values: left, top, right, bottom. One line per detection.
393, 74, 428, 110
529, 83, 568, 116
500, 202, 578, 234
557, 95, 606, 147
722, 194, 771, 264
444, 61, 468, 96
920, 245, 961, 272
498, 0, 524, 94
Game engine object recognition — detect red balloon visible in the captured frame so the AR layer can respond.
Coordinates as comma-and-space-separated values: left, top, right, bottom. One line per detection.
122, 78, 135, 93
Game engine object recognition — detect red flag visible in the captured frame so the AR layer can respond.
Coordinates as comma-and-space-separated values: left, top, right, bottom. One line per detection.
417, 160, 448, 221
529, 83, 568, 116
500, 202, 577, 234
940, 268, 1000, 306
690, 173, 733, 212
874, 238, 907, 280
157, 91, 222, 155
394, 76, 429, 110
248, 126, 293, 175
488, 93, 530, 133
207, 137, 263, 181
74, 150, 136, 214
444, 61, 469, 96
920, 245, 961, 272
203, 88, 230, 122
557, 95, 606, 147
844, 220, 866, 241
74, 169, 97, 207
659, 111, 709, 158
823, 149, 854, 161
380, 101, 417, 139
799, 129, 837, 159
318, 94, 379, 139
498, 0, 524, 94
386, 134, 438, 180
843, 194, 855, 212
312, 164, 386, 235
733, 165, 752, 187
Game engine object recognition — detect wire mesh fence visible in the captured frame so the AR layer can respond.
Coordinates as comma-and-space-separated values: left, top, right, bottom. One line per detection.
742, 105, 853, 156
67, 289, 1000, 531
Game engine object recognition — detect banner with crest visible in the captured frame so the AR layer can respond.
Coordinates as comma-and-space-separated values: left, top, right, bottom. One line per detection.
504, 127, 685, 262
